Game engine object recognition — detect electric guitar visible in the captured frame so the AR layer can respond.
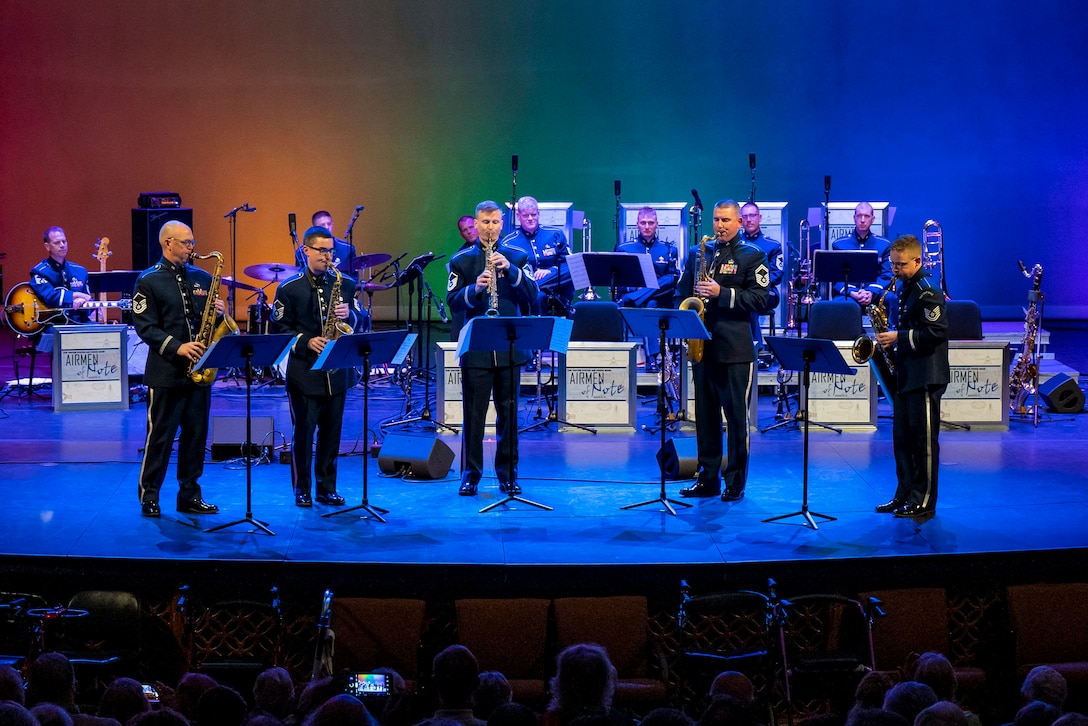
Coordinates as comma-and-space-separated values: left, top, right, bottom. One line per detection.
3, 283, 132, 335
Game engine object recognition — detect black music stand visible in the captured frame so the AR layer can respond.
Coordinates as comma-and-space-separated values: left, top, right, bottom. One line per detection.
456, 316, 573, 513
813, 250, 879, 302
618, 308, 708, 516
313, 330, 416, 523
762, 335, 855, 530
198, 334, 295, 536
568, 252, 657, 303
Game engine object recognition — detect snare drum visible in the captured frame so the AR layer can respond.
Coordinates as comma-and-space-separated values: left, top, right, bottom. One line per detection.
247, 303, 272, 334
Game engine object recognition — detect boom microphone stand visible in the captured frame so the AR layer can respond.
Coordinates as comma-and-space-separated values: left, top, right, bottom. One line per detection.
223, 202, 256, 320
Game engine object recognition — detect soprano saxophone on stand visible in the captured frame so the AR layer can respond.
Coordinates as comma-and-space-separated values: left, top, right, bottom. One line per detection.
679, 234, 714, 363
188, 251, 239, 385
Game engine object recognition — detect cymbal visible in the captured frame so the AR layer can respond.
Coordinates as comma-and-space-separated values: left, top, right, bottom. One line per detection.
244, 262, 295, 281
362, 282, 393, 294
350, 253, 392, 272
220, 275, 259, 292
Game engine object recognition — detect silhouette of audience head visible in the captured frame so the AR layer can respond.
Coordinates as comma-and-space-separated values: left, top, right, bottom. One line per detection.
1022, 666, 1068, 710
700, 694, 756, 726
639, 707, 693, 726
24, 652, 76, 709
473, 670, 512, 720
548, 643, 616, 721
1016, 701, 1063, 726
0, 666, 25, 705
915, 701, 967, 726
854, 671, 896, 711
883, 682, 938, 724
175, 672, 218, 722
98, 676, 150, 724
196, 684, 248, 726
303, 693, 379, 726
128, 710, 191, 726
709, 671, 755, 703
0, 702, 38, 726
844, 707, 909, 726
433, 645, 481, 710
28, 702, 72, 726
912, 653, 957, 702
488, 702, 538, 726
253, 666, 296, 719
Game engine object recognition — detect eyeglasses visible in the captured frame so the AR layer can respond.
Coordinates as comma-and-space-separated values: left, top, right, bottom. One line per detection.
167, 237, 196, 248
307, 245, 335, 256
890, 259, 918, 268
741, 214, 760, 220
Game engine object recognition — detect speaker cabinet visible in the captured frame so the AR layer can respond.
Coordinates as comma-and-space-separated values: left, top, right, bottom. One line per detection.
656, 437, 726, 480
211, 415, 275, 461
377, 434, 455, 479
132, 208, 193, 271
1039, 373, 1085, 414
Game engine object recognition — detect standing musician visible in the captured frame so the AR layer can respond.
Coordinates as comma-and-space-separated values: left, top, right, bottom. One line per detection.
831, 202, 897, 325
273, 225, 364, 508
131, 221, 222, 518
446, 200, 538, 497
502, 196, 572, 317
739, 202, 784, 346
448, 215, 480, 342
293, 210, 358, 275
30, 226, 94, 325
675, 199, 769, 502
615, 206, 680, 372
875, 234, 949, 518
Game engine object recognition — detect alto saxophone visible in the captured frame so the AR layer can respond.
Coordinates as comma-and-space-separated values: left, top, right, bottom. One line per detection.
851, 277, 897, 376
189, 251, 239, 385
679, 235, 714, 362
483, 234, 500, 317
322, 266, 354, 339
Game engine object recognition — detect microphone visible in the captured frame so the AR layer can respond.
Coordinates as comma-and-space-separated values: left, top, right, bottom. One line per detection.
824, 175, 832, 194
288, 213, 297, 235
691, 189, 703, 211
614, 179, 621, 197
354, 205, 365, 212
242, 203, 256, 213
749, 153, 757, 170
511, 154, 519, 172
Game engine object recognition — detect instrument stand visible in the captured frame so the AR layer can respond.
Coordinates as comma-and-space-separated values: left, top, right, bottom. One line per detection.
458, 316, 573, 513
520, 350, 596, 435
760, 366, 802, 433
619, 309, 706, 516
317, 331, 415, 523
3, 336, 50, 401
643, 351, 685, 436
762, 336, 851, 530
200, 334, 294, 536
382, 254, 443, 431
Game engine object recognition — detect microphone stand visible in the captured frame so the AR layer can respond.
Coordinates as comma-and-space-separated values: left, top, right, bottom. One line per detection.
223, 203, 256, 321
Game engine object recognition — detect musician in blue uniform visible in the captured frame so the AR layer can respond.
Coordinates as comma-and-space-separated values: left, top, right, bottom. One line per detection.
675, 200, 769, 502
273, 226, 364, 508
615, 207, 679, 372
739, 203, 784, 346
875, 234, 949, 518
831, 202, 898, 326
131, 221, 223, 518
293, 210, 358, 275
446, 200, 538, 497
30, 227, 94, 325
501, 196, 572, 316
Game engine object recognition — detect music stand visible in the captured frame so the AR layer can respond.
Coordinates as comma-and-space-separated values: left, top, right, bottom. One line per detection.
761, 335, 855, 530
568, 252, 657, 303
197, 333, 295, 536
456, 315, 573, 513
618, 308, 708, 516
813, 250, 879, 301
313, 330, 416, 522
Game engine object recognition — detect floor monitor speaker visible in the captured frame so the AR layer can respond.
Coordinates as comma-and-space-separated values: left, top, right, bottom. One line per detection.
1038, 373, 1085, 414
377, 434, 455, 479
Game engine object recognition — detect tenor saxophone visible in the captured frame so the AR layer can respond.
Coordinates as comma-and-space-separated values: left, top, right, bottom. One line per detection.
188, 251, 239, 385
679, 235, 714, 362
322, 266, 354, 339
851, 277, 897, 375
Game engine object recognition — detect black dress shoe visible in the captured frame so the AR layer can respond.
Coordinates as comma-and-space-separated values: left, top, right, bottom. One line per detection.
177, 499, 219, 514
499, 480, 522, 495
315, 492, 345, 506
894, 502, 936, 518
295, 492, 313, 507
679, 481, 721, 498
875, 498, 905, 514
720, 489, 745, 502
141, 501, 161, 518
458, 473, 479, 496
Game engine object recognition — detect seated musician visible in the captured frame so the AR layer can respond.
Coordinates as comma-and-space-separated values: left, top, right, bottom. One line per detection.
501, 196, 573, 317
293, 210, 358, 275
614, 207, 678, 372
831, 202, 898, 327
29, 226, 94, 326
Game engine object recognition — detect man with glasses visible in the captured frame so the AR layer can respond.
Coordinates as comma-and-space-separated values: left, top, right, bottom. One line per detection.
273, 226, 364, 508
29, 226, 94, 325
874, 235, 949, 519
131, 221, 223, 518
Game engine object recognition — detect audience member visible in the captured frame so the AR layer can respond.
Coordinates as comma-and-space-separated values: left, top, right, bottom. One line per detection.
1052, 714, 1088, 726
369, 667, 413, 726
29, 703, 72, 726
472, 672, 512, 722
639, 708, 691, 726
292, 677, 341, 726
915, 702, 966, 726
794, 713, 845, 726
699, 695, 757, 726
0, 702, 38, 726
0, 665, 25, 705
195, 685, 247, 726
708, 672, 755, 704
96, 678, 148, 725
303, 694, 378, 726
251, 668, 295, 722
545, 644, 631, 726
1022, 667, 1068, 711
487, 703, 537, 726
25, 653, 77, 709
417, 645, 483, 726
172, 673, 217, 723
127, 710, 190, 726
854, 672, 896, 712
844, 708, 909, 726
883, 682, 938, 725
1016, 702, 1063, 726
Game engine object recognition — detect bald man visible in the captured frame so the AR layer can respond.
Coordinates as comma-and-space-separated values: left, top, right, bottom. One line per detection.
131, 221, 223, 518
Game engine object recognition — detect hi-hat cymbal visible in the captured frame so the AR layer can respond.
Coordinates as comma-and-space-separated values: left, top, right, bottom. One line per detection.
362, 282, 393, 294
350, 253, 393, 272
220, 275, 259, 292
244, 262, 295, 281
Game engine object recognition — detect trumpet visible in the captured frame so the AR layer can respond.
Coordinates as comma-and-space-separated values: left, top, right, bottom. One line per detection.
679, 234, 715, 363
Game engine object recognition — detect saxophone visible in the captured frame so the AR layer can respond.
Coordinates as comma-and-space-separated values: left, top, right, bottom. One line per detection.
322, 266, 354, 339
851, 277, 897, 376
679, 235, 714, 362
188, 251, 240, 385
1010, 261, 1043, 413
483, 234, 500, 317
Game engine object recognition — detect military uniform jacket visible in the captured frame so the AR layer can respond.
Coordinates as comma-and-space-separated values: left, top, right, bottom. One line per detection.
446, 242, 538, 368
31, 257, 92, 323
894, 269, 949, 394
741, 230, 784, 309
615, 236, 679, 298
272, 270, 361, 396
132, 257, 216, 388
501, 228, 569, 276
675, 235, 769, 363
831, 231, 893, 296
